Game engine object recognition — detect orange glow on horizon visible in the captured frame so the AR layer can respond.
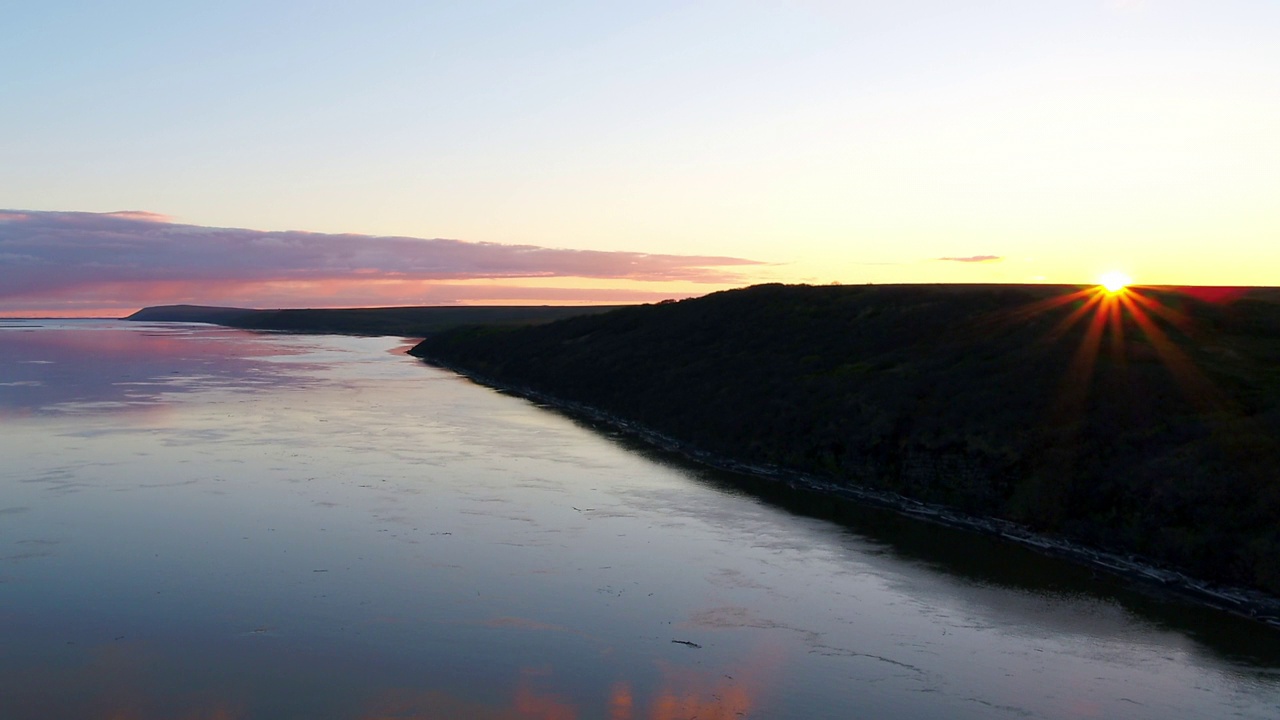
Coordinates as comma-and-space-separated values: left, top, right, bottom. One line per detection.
0, 275, 723, 318
0, 308, 134, 319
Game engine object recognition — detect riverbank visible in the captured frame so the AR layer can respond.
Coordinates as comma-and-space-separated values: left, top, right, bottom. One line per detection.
417, 353, 1280, 627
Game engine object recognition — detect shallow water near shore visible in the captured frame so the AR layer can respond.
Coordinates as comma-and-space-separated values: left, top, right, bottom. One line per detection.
2, 319, 1278, 719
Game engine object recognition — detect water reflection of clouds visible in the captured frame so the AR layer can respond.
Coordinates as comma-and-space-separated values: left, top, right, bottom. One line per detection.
361, 657, 773, 720
0, 321, 322, 417
9, 636, 775, 720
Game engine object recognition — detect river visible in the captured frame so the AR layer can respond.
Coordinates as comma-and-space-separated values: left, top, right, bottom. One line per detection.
1, 319, 1277, 719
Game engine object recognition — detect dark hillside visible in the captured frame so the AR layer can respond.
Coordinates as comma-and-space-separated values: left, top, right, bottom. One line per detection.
411, 283, 1280, 598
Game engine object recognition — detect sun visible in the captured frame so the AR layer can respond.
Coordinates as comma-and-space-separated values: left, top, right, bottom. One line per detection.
1098, 271, 1132, 293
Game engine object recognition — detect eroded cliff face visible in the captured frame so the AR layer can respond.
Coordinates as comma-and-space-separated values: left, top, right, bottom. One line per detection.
411, 283, 1280, 597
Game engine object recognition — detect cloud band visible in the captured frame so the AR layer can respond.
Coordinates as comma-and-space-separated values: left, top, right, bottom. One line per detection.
0, 210, 763, 313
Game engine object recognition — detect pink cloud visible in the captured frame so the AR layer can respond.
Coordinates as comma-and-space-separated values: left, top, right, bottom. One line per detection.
938, 255, 1002, 263
103, 210, 172, 222
0, 210, 763, 314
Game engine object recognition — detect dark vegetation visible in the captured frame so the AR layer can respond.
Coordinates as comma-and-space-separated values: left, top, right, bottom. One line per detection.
126, 304, 623, 337
410, 283, 1280, 598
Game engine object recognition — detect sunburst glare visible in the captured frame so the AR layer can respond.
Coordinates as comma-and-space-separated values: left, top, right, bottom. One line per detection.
1099, 271, 1132, 294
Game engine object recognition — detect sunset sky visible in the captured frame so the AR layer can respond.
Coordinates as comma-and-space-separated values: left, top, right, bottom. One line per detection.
3, 1, 1278, 316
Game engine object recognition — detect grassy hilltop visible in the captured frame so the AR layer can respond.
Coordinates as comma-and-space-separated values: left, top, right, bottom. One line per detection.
410, 283, 1280, 597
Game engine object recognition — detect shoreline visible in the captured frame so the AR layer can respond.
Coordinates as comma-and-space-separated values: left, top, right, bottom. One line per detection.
414, 353, 1280, 631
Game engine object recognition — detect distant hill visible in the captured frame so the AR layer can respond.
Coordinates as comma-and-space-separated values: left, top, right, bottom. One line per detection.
410, 283, 1280, 602
125, 304, 625, 337
125, 304, 256, 324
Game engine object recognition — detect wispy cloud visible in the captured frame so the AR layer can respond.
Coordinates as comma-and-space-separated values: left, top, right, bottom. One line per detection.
938, 255, 1003, 263
0, 210, 764, 313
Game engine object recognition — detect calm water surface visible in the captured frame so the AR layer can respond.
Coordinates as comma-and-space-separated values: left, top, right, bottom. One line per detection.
1, 320, 1278, 719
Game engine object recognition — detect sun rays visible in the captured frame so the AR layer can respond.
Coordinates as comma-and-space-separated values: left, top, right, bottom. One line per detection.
1046, 283, 1206, 409
1001, 281, 1270, 482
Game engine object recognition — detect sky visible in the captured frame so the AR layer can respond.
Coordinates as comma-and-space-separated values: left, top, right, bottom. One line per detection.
2, 1, 1278, 316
